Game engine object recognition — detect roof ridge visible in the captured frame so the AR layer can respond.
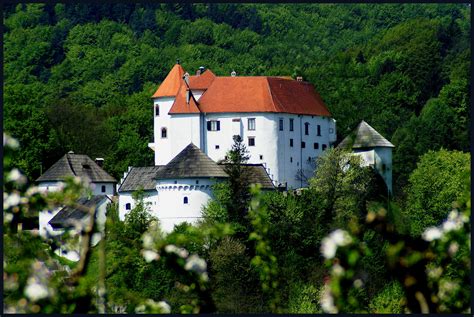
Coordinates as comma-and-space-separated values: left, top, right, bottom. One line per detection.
265, 77, 281, 113
65, 153, 77, 176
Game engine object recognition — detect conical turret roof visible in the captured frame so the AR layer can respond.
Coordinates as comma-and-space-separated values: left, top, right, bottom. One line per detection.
152, 63, 185, 98
154, 143, 228, 179
338, 120, 394, 149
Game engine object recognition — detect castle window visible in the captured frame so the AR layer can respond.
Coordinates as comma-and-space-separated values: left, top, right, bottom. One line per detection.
101, 185, 106, 193
290, 157, 293, 163
125, 203, 131, 210
174, 180, 178, 184
279, 118, 284, 131
183, 197, 189, 204
290, 139, 294, 147
248, 137, 255, 146
322, 144, 327, 150
289, 118, 294, 131
161, 127, 167, 138
304, 122, 309, 135
317, 125, 321, 136
215, 145, 220, 149
259, 155, 263, 160
301, 141, 306, 148
314, 142, 319, 149
308, 156, 312, 162
155, 105, 159, 116
248, 118, 256, 131
207, 120, 220, 131
196, 180, 199, 184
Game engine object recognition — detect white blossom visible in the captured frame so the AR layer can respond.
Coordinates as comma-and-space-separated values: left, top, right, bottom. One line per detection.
332, 264, 344, 277
24, 281, 49, 302
164, 244, 189, 258
143, 250, 160, 263
448, 242, 459, 256
4, 133, 19, 149
4, 192, 21, 209
320, 284, 338, 313
353, 279, 363, 288
321, 229, 352, 259
157, 301, 171, 314
143, 234, 154, 249
422, 227, 442, 241
8, 168, 27, 185
184, 254, 207, 274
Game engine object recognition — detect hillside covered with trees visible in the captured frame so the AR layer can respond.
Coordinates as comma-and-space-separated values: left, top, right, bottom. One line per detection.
3, 3, 471, 314
4, 3, 470, 196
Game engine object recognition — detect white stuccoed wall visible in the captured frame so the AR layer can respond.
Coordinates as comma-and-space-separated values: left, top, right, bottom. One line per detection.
155, 178, 218, 232
118, 190, 159, 221
170, 114, 201, 162
153, 97, 175, 165
90, 182, 115, 196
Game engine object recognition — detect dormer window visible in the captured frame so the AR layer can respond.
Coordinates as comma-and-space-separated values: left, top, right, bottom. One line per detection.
207, 120, 220, 131
82, 164, 91, 169
161, 127, 167, 138
248, 118, 256, 131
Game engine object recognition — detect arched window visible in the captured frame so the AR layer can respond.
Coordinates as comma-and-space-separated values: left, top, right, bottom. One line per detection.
155, 105, 160, 116
161, 127, 167, 138
183, 197, 189, 204
125, 203, 131, 210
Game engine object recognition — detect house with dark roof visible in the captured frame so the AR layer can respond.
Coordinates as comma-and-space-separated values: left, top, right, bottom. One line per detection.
48, 195, 111, 261
148, 63, 337, 189
338, 120, 395, 193
117, 143, 274, 232
36, 152, 116, 238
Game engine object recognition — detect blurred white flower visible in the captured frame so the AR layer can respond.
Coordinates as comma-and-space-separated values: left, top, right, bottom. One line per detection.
332, 264, 344, 277
8, 168, 27, 185
321, 229, 352, 259
4, 133, 19, 149
24, 281, 49, 302
184, 254, 207, 274
321, 237, 337, 259
143, 250, 159, 263
164, 244, 189, 258
26, 186, 41, 196
320, 284, 338, 313
422, 227, 442, 241
442, 219, 461, 232
4, 192, 21, 209
353, 279, 363, 288
157, 301, 171, 314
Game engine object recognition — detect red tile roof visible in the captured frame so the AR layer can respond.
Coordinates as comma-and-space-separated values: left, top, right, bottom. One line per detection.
168, 85, 200, 114
153, 64, 332, 117
152, 64, 185, 98
188, 69, 216, 90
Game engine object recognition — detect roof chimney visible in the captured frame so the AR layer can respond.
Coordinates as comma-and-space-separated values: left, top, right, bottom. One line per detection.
231, 70, 237, 77
296, 76, 303, 81
95, 158, 104, 167
176, 58, 180, 65
196, 69, 201, 76
199, 66, 205, 73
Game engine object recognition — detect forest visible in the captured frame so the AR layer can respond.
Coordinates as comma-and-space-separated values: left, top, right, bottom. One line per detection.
3, 3, 471, 314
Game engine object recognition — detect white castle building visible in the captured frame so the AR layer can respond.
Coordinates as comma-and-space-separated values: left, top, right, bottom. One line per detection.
148, 63, 337, 189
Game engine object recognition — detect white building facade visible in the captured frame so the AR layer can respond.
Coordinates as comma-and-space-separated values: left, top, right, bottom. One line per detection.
148, 64, 337, 189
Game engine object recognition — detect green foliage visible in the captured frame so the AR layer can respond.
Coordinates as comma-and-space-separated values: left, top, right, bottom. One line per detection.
287, 282, 322, 313
368, 280, 405, 313
404, 149, 470, 236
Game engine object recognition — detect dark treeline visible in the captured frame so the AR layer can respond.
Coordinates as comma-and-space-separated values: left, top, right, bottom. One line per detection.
4, 3, 470, 197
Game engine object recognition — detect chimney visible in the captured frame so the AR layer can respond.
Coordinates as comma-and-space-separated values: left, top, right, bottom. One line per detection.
95, 158, 104, 167
296, 76, 303, 81
186, 90, 190, 104
176, 58, 180, 65
199, 66, 205, 73
196, 69, 201, 76
231, 70, 237, 77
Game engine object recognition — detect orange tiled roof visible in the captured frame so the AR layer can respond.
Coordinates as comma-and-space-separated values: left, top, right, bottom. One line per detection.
188, 69, 216, 90
168, 84, 200, 114
151, 64, 185, 98
154, 65, 332, 117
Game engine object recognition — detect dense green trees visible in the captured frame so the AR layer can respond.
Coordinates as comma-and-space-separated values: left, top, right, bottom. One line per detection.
4, 3, 470, 191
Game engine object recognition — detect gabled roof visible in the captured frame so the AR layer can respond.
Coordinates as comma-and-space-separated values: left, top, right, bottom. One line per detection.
36, 154, 116, 183
118, 166, 163, 192
338, 120, 395, 149
189, 69, 216, 90
49, 195, 110, 229
168, 85, 201, 114
154, 143, 228, 179
152, 64, 185, 98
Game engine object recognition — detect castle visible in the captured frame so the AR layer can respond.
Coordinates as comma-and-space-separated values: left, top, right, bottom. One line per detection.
36, 63, 393, 238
